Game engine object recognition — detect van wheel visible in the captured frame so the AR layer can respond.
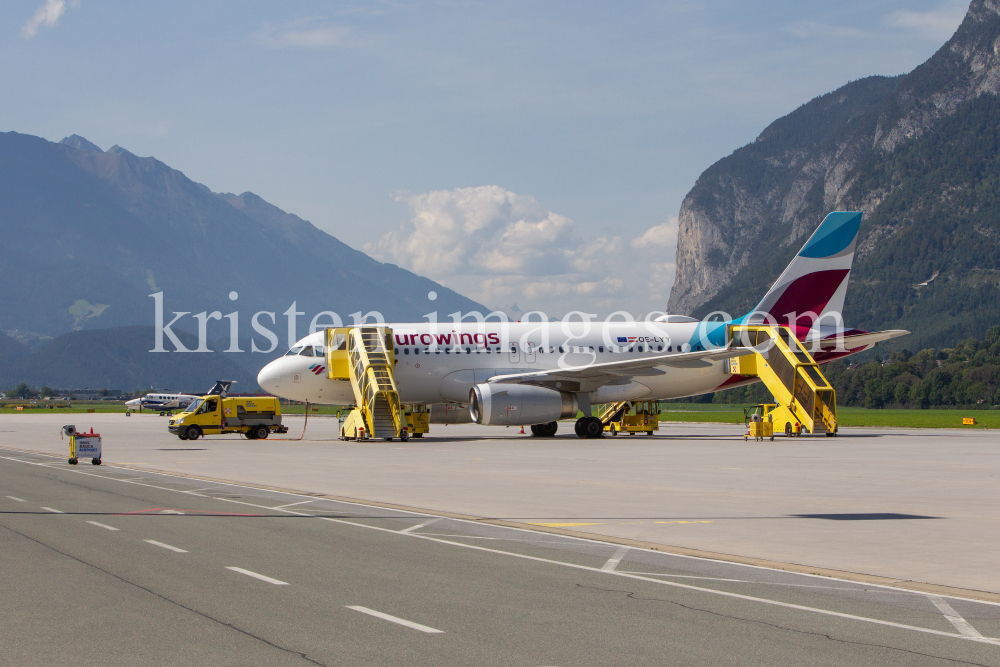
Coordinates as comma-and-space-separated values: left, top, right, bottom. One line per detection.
254, 425, 269, 440
186, 426, 201, 441
178, 433, 188, 440
245, 429, 257, 440
413, 432, 423, 438
785, 423, 793, 437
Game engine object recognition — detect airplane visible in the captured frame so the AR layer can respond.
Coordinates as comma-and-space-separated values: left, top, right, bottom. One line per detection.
126, 392, 201, 412
257, 211, 908, 437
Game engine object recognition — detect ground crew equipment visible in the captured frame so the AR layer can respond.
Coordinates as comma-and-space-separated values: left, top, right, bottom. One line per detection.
601, 400, 660, 436
63, 424, 101, 465
404, 404, 429, 438
327, 327, 407, 441
167, 382, 287, 440
729, 325, 837, 437
743, 406, 775, 441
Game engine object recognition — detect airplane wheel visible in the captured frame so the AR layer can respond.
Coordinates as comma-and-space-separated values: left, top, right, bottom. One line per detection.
574, 419, 585, 437
785, 423, 793, 437
530, 424, 541, 437
254, 425, 269, 440
582, 417, 603, 439
186, 426, 201, 441
539, 422, 558, 437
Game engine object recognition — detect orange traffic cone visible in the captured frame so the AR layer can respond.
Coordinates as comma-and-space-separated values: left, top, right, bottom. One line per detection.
519, 426, 525, 434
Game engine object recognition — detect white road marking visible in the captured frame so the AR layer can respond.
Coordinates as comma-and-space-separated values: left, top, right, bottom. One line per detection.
144, 540, 188, 553
272, 499, 316, 510
601, 546, 630, 572
400, 517, 440, 534
86, 521, 119, 531
225, 566, 289, 585
4, 453, 999, 645
7, 495, 26, 502
41, 507, 64, 513
346, 605, 444, 634
928, 595, 984, 638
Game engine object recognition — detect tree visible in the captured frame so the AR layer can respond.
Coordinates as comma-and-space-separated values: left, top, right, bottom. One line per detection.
40, 387, 54, 398
9, 383, 36, 399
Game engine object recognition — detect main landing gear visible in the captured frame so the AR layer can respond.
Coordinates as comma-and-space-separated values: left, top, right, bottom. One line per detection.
529, 422, 559, 437
574, 417, 603, 439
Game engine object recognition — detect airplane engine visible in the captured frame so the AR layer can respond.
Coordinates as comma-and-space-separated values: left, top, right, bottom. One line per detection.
470, 383, 578, 426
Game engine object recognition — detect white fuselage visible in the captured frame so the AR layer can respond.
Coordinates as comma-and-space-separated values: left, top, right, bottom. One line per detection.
257, 321, 739, 406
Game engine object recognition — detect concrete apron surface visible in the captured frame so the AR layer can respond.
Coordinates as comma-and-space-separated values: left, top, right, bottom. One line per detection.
2, 413, 997, 600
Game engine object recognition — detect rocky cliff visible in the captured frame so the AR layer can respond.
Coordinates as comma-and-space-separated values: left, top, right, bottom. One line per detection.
668, 0, 1000, 348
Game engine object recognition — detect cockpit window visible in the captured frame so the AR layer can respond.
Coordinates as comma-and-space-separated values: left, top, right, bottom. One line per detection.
284, 346, 303, 357
314, 345, 325, 356
299, 346, 314, 357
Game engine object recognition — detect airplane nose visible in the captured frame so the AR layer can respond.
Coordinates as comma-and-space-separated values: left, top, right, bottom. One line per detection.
257, 362, 280, 394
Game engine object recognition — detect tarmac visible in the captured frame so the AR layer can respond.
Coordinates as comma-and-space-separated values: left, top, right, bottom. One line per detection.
1, 413, 997, 597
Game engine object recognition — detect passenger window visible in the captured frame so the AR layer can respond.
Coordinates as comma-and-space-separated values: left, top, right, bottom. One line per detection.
404, 348, 410, 355
558, 346, 564, 353
466, 348, 471, 354
657, 345, 662, 351
696, 345, 703, 351
599, 346, 604, 353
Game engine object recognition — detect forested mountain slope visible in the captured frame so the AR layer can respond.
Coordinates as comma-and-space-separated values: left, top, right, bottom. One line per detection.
668, 0, 1000, 350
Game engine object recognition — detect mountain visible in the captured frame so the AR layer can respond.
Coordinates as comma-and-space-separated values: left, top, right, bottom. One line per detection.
0, 331, 27, 367
0, 326, 256, 392
668, 0, 1000, 350
0, 132, 486, 343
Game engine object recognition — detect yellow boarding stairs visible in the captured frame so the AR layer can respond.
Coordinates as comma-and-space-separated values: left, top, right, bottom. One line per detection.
728, 325, 838, 437
326, 327, 408, 441
598, 401, 660, 435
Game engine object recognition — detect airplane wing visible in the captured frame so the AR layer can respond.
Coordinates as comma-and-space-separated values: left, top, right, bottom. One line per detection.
815, 329, 910, 350
488, 347, 753, 392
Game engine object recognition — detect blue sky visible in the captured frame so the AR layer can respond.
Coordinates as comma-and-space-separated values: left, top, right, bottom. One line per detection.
3, 0, 967, 315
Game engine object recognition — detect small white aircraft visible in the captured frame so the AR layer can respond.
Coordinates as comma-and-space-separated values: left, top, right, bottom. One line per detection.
126, 392, 200, 412
258, 212, 907, 437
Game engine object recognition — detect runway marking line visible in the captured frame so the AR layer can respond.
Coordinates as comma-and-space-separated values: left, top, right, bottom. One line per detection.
346, 605, 443, 634
3, 452, 999, 646
928, 594, 984, 638
602, 546, 630, 572
41, 507, 64, 513
655, 520, 713, 524
401, 517, 441, 534
272, 499, 316, 510
6, 496, 26, 502
86, 521, 119, 531
225, 566, 289, 585
144, 540, 188, 553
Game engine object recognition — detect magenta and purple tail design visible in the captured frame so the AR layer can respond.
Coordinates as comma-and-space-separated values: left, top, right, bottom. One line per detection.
747, 212, 862, 327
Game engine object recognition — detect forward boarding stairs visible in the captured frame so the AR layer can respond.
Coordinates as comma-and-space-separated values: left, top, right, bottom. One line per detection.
728, 325, 838, 436
326, 327, 407, 441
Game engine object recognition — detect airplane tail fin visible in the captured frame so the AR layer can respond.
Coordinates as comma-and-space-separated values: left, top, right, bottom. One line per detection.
746, 211, 862, 328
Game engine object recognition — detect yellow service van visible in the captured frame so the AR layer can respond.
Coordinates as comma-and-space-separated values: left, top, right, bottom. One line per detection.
168, 394, 287, 440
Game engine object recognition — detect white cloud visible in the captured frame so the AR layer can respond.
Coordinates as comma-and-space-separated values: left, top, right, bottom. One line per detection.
883, 1, 967, 41
366, 186, 678, 317
254, 18, 352, 49
21, 0, 78, 40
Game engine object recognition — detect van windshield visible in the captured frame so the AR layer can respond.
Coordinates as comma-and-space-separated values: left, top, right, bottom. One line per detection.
185, 398, 204, 413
